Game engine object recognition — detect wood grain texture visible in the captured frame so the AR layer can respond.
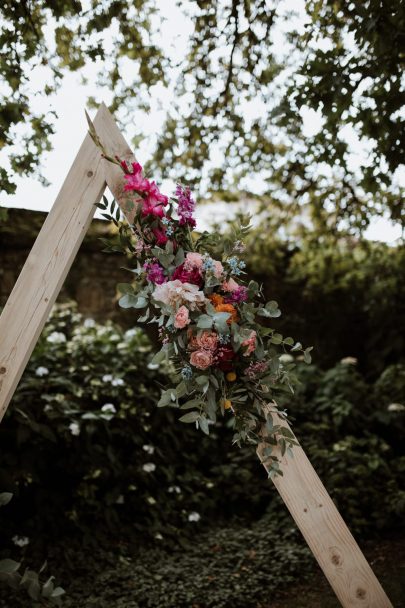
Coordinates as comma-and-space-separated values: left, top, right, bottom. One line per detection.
0, 104, 133, 422
257, 411, 393, 608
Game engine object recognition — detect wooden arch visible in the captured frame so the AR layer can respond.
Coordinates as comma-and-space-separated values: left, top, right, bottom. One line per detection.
0, 104, 392, 608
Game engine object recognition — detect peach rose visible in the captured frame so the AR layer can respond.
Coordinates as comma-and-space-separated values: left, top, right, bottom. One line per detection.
174, 305, 190, 329
190, 349, 213, 370
197, 330, 218, 351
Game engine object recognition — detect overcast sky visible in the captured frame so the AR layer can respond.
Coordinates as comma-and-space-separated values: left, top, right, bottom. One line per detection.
0, 0, 402, 242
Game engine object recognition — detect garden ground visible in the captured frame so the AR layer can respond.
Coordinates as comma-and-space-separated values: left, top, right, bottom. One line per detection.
1, 525, 403, 607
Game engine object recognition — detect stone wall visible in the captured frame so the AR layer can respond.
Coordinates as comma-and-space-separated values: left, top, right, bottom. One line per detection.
0, 208, 133, 324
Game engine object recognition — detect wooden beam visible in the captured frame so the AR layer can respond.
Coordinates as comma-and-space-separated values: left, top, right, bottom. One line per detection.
0, 104, 134, 422
257, 412, 393, 608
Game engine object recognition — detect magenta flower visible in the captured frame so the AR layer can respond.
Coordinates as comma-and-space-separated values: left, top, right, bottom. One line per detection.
123, 162, 150, 192
175, 184, 196, 227
144, 262, 167, 285
172, 263, 203, 287
152, 226, 169, 246
224, 286, 248, 304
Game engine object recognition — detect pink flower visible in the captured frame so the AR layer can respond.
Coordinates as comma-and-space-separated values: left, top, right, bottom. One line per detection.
190, 350, 213, 370
242, 330, 257, 356
222, 278, 240, 292
184, 252, 204, 270
172, 263, 203, 286
213, 261, 224, 279
152, 226, 169, 246
152, 280, 206, 311
198, 331, 218, 351
148, 181, 169, 205
174, 305, 190, 329
224, 286, 248, 304
123, 162, 150, 192
245, 361, 268, 378
144, 262, 166, 285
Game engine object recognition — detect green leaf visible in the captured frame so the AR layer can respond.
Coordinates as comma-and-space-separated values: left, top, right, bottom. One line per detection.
0, 492, 13, 507
179, 411, 200, 423
117, 283, 133, 295
197, 315, 213, 329
198, 417, 210, 435
0, 559, 20, 574
118, 293, 139, 309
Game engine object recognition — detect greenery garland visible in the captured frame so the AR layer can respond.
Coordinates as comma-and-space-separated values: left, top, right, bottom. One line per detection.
89, 121, 312, 477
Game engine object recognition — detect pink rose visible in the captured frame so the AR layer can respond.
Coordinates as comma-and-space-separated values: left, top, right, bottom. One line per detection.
197, 331, 218, 351
190, 350, 213, 370
222, 278, 239, 292
213, 261, 224, 279
242, 330, 257, 356
184, 252, 204, 270
174, 305, 190, 329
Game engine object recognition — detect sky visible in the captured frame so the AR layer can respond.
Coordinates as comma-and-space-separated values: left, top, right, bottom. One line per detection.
0, 0, 403, 242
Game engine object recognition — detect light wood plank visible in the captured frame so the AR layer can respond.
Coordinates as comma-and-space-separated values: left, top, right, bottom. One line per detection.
257, 410, 393, 608
0, 108, 109, 420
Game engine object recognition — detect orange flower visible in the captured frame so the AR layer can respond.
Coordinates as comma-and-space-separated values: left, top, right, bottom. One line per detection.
215, 303, 239, 324
209, 293, 224, 306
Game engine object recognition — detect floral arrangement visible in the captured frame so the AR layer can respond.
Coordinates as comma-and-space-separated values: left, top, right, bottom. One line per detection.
88, 119, 312, 476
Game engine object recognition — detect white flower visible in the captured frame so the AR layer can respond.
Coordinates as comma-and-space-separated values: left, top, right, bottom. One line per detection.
102, 374, 113, 383
125, 328, 138, 340
153, 280, 207, 311
155, 533, 163, 540
68, 422, 80, 436
47, 331, 66, 344
143, 444, 155, 455
146, 496, 156, 505
147, 362, 160, 370
340, 357, 358, 365
12, 535, 30, 547
388, 403, 405, 412
84, 318, 96, 328
188, 512, 201, 522
279, 354, 294, 364
143, 462, 156, 473
35, 366, 49, 377
101, 403, 116, 414
168, 485, 181, 494
111, 378, 124, 387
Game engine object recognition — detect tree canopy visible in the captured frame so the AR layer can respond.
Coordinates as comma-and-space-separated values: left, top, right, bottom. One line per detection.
0, 0, 403, 233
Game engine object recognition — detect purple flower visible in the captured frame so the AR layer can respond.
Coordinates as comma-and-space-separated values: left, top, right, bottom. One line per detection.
224, 286, 248, 304
175, 184, 196, 228
144, 262, 167, 285
245, 361, 268, 379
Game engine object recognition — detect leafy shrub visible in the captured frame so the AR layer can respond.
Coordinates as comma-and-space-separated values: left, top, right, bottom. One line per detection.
0, 304, 270, 547
0, 304, 404, 555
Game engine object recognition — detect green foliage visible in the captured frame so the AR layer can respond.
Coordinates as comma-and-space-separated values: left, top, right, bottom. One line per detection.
1, 1, 403, 229
0, 495, 64, 605
245, 232, 405, 373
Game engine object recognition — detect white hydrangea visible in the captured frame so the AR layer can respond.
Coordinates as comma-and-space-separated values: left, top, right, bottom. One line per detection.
168, 485, 181, 494
83, 318, 96, 328
188, 512, 201, 522
101, 403, 117, 414
12, 535, 30, 547
142, 463, 156, 473
47, 331, 67, 344
340, 357, 358, 365
35, 366, 49, 377
388, 403, 405, 412
68, 422, 80, 436
142, 444, 155, 455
